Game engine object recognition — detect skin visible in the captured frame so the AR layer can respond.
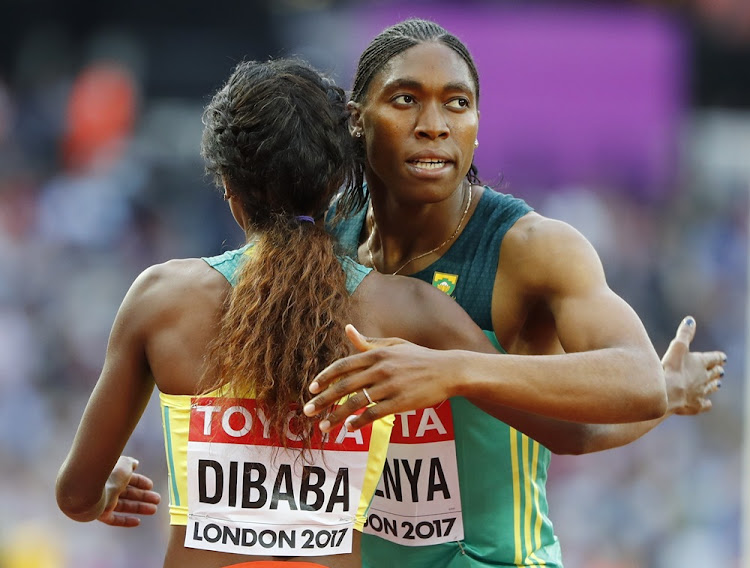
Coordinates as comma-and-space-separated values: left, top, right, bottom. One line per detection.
55, 185, 502, 567
303, 41, 726, 454
56, 47, 725, 567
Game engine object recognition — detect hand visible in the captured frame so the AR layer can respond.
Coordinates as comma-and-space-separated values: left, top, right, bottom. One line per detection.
303, 325, 456, 432
98, 456, 161, 528
661, 316, 726, 416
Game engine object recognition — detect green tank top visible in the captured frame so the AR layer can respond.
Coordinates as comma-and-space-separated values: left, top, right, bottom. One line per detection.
202, 243, 372, 295
329, 188, 563, 568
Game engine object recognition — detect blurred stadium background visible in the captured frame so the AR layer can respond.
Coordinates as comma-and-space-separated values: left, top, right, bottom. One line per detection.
0, 0, 748, 566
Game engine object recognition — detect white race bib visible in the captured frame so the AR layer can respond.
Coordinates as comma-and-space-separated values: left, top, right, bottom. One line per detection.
364, 403, 464, 546
185, 398, 371, 556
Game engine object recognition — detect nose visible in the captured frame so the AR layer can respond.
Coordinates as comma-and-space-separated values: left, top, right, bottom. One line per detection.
415, 101, 449, 140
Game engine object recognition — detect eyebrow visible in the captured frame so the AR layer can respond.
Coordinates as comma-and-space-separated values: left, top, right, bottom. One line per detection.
382, 78, 475, 95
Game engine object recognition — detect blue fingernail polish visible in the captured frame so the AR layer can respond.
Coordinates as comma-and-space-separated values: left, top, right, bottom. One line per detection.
720, 369, 725, 377
685, 316, 695, 326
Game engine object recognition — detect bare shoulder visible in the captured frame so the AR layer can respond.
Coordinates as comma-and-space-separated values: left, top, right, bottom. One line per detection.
501, 211, 605, 291
118, 258, 229, 333
131, 258, 226, 303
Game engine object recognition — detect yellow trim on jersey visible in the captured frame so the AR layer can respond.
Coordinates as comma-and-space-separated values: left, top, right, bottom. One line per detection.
159, 391, 393, 530
510, 428, 522, 565
510, 428, 546, 567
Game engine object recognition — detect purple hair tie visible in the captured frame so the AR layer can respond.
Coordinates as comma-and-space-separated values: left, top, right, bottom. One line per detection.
296, 215, 315, 223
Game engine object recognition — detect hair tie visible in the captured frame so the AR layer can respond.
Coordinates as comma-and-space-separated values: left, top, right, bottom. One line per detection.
296, 215, 315, 223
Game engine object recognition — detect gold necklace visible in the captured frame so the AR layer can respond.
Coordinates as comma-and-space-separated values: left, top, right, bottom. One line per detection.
367, 182, 472, 276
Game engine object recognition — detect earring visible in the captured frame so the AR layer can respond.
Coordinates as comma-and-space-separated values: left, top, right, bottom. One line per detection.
355, 131, 362, 138
223, 191, 230, 201
474, 139, 479, 148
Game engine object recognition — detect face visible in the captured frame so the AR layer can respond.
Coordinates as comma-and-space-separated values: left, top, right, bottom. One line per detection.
352, 41, 479, 204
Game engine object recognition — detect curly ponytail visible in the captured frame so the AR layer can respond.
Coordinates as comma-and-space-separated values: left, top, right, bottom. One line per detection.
200, 59, 356, 452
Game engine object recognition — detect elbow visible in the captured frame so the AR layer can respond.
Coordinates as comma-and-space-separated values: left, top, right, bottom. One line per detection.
56, 472, 101, 522
637, 361, 669, 421
624, 384, 667, 423
541, 425, 599, 456
621, 354, 668, 422
644, 387, 668, 420
548, 441, 588, 456
547, 436, 597, 456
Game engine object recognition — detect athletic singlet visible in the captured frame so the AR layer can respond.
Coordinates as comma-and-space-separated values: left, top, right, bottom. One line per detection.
159, 245, 394, 557
328, 188, 563, 567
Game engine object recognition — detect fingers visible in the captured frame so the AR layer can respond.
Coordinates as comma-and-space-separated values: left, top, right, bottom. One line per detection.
346, 325, 374, 352
98, 511, 143, 528
113, 495, 160, 516
673, 315, 697, 346
119, 455, 140, 473
345, 325, 406, 351
317, 390, 381, 432
306, 353, 386, 415
699, 351, 727, 370
704, 377, 722, 395
661, 316, 696, 366
118, 480, 161, 507
308, 351, 378, 396
127, 472, 156, 492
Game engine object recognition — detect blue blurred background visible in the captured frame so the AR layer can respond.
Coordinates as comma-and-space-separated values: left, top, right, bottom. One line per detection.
1, 0, 748, 566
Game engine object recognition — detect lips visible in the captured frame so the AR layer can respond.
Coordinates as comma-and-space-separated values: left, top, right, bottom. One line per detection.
405, 150, 455, 175
408, 159, 450, 170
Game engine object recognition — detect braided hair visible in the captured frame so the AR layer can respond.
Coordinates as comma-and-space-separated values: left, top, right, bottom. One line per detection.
200, 59, 356, 455
339, 18, 482, 216
202, 59, 355, 226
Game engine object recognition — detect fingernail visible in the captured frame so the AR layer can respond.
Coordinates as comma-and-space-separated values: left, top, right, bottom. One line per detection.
303, 403, 315, 416
719, 368, 725, 377
685, 316, 695, 327
717, 381, 722, 388
345, 415, 357, 431
319, 420, 331, 432
722, 355, 727, 364
309, 382, 320, 394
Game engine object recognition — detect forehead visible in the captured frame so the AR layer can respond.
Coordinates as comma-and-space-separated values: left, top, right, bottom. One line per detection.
373, 41, 477, 96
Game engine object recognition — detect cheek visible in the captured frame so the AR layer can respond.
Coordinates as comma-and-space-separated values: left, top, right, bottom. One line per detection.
364, 116, 404, 164
457, 115, 479, 154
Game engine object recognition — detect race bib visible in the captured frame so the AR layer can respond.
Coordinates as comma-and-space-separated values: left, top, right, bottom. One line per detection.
364, 403, 463, 546
185, 398, 371, 556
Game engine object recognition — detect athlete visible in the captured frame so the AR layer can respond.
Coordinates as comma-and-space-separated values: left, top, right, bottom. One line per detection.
302, 19, 727, 567
55, 58, 502, 568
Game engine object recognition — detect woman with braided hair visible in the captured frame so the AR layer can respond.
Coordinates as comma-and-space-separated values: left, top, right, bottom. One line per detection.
303, 18, 727, 568
55, 58, 500, 568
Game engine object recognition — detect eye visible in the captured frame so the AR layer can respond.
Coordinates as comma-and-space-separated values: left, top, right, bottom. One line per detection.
446, 97, 471, 110
393, 94, 416, 105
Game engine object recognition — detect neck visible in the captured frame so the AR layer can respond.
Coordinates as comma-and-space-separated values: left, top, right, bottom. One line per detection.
366, 179, 475, 275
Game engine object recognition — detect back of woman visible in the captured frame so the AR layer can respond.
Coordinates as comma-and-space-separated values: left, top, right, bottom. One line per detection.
56, 58, 495, 568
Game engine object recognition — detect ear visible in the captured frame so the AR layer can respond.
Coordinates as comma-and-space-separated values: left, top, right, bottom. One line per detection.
221, 176, 233, 200
347, 100, 364, 137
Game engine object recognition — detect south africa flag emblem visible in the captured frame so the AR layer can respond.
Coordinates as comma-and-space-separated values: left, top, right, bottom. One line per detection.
432, 272, 458, 297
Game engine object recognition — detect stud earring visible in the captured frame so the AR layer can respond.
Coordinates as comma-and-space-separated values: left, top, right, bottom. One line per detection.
355, 131, 362, 138
474, 139, 479, 148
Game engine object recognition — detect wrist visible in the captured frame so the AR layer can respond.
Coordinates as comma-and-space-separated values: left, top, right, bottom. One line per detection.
444, 350, 472, 399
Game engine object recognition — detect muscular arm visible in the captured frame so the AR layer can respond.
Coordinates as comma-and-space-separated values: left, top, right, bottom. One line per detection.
306, 217, 670, 429
471, 217, 725, 453
493, 315, 725, 454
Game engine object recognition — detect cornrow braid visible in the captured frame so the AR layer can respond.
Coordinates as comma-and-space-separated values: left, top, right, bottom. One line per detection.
351, 19, 480, 106
202, 59, 356, 227
339, 18, 481, 217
